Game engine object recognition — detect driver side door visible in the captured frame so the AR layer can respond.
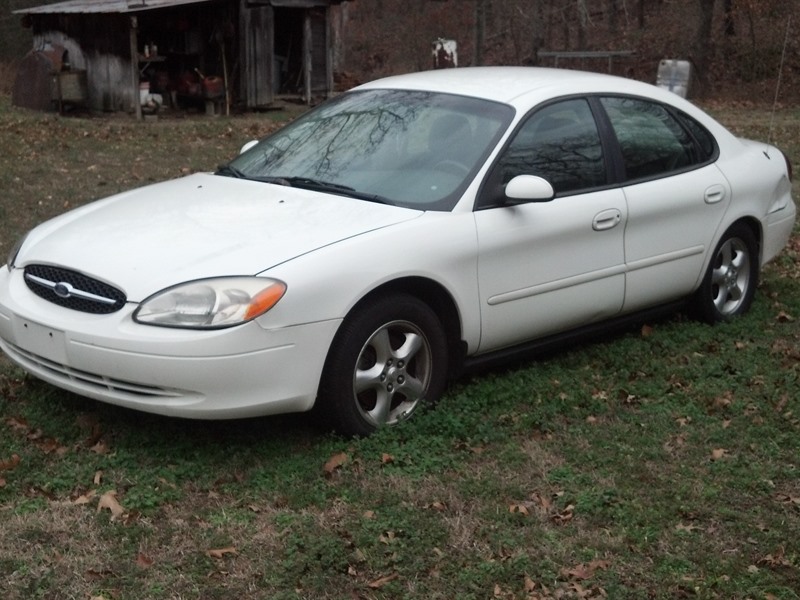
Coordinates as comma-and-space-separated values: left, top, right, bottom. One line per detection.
474, 98, 627, 352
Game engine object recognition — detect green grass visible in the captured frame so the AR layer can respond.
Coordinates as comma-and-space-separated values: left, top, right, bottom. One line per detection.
1, 95, 799, 599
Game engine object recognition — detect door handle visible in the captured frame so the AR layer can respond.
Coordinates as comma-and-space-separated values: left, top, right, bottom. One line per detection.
593, 209, 621, 231
704, 184, 726, 204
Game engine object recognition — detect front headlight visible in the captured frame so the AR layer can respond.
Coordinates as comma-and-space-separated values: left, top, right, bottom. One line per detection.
6, 232, 29, 270
133, 277, 287, 329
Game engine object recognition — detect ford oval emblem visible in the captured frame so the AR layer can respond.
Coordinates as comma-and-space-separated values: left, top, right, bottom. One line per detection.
53, 282, 73, 299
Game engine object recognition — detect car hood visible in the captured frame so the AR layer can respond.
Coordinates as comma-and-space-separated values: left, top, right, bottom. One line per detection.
19, 173, 422, 301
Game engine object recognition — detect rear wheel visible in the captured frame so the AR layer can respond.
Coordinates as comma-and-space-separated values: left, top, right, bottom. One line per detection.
692, 224, 759, 323
317, 294, 448, 436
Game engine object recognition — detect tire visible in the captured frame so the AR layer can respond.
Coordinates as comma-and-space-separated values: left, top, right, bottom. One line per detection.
692, 223, 759, 323
316, 294, 448, 436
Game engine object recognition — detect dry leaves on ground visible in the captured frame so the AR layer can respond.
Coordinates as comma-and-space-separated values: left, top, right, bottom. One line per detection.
96, 490, 125, 520
323, 451, 348, 476
206, 547, 237, 559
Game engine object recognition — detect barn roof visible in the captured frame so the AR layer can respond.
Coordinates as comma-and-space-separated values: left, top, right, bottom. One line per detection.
15, 0, 218, 14
15, 0, 343, 14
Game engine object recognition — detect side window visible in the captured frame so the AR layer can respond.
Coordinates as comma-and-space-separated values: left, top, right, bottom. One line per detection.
600, 97, 701, 181
496, 98, 606, 195
675, 110, 717, 162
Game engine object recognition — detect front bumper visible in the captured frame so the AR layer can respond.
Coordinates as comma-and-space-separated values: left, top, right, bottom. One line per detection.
0, 266, 340, 419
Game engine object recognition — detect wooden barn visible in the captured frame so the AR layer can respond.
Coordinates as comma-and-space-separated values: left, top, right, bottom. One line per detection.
12, 0, 348, 116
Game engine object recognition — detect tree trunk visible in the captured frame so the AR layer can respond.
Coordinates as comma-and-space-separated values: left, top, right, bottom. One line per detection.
723, 0, 735, 36
577, 0, 588, 50
474, 0, 487, 65
692, 0, 717, 95
531, 1, 545, 64
608, 0, 618, 34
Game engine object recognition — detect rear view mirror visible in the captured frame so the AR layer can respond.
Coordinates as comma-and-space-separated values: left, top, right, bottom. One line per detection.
239, 140, 259, 155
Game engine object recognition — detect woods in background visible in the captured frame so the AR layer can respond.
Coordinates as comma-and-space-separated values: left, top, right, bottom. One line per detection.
343, 0, 797, 99
2, 0, 797, 101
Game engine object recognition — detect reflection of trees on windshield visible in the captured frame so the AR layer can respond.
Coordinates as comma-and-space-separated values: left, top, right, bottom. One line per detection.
228, 89, 513, 210
251, 92, 425, 180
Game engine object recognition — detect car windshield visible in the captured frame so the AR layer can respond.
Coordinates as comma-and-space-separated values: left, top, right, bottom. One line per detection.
223, 89, 514, 211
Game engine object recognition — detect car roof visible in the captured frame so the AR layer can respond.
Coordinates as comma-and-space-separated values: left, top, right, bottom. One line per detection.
353, 65, 743, 166
354, 66, 681, 107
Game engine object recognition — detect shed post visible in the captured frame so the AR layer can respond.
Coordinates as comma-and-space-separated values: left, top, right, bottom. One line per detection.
129, 16, 142, 119
326, 6, 333, 96
303, 12, 312, 104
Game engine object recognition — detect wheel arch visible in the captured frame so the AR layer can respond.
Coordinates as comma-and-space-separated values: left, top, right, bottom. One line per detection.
735, 216, 763, 264
690, 216, 762, 323
338, 277, 466, 378
701, 216, 763, 284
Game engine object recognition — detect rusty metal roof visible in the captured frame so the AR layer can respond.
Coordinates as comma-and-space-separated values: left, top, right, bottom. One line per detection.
15, 0, 219, 14
15, 0, 343, 13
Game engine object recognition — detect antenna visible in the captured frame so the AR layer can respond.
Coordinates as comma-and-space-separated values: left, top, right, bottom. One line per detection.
766, 16, 792, 156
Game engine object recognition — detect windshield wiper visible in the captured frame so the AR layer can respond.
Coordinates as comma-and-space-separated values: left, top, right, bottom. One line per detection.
215, 166, 291, 187
247, 176, 292, 186
280, 177, 393, 205
281, 177, 356, 192
215, 164, 248, 179
215, 170, 392, 204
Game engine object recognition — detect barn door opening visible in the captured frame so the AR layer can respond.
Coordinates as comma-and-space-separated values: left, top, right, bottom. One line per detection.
274, 6, 329, 103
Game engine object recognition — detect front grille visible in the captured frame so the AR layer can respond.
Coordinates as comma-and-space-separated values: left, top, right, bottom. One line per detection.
24, 264, 126, 314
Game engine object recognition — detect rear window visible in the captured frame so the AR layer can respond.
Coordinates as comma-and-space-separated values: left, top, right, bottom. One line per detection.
600, 97, 705, 181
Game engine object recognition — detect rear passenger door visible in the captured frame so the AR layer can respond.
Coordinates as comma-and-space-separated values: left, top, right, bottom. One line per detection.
598, 96, 730, 312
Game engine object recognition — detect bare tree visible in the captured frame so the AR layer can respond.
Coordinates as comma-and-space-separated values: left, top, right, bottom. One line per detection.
723, 0, 735, 36
608, 0, 619, 34
336, 0, 799, 100
532, 1, 545, 62
474, 0, 488, 65
577, 0, 590, 50
692, 0, 717, 94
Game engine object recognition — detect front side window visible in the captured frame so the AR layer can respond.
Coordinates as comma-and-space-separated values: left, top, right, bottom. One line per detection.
495, 98, 607, 195
600, 97, 702, 181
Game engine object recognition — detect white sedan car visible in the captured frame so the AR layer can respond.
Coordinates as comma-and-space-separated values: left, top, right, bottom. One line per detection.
1, 67, 795, 436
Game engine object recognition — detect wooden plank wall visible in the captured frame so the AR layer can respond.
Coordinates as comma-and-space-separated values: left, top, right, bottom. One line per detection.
309, 8, 328, 95
240, 0, 274, 108
26, 1, 341, 113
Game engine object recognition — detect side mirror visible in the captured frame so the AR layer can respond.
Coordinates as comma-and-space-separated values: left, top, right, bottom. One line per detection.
239, 140, 259, 155
505, 175, 555, 203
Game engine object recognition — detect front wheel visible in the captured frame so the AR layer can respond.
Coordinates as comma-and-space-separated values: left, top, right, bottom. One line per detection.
691, 224, 759, 323
316, 294, 448, 436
